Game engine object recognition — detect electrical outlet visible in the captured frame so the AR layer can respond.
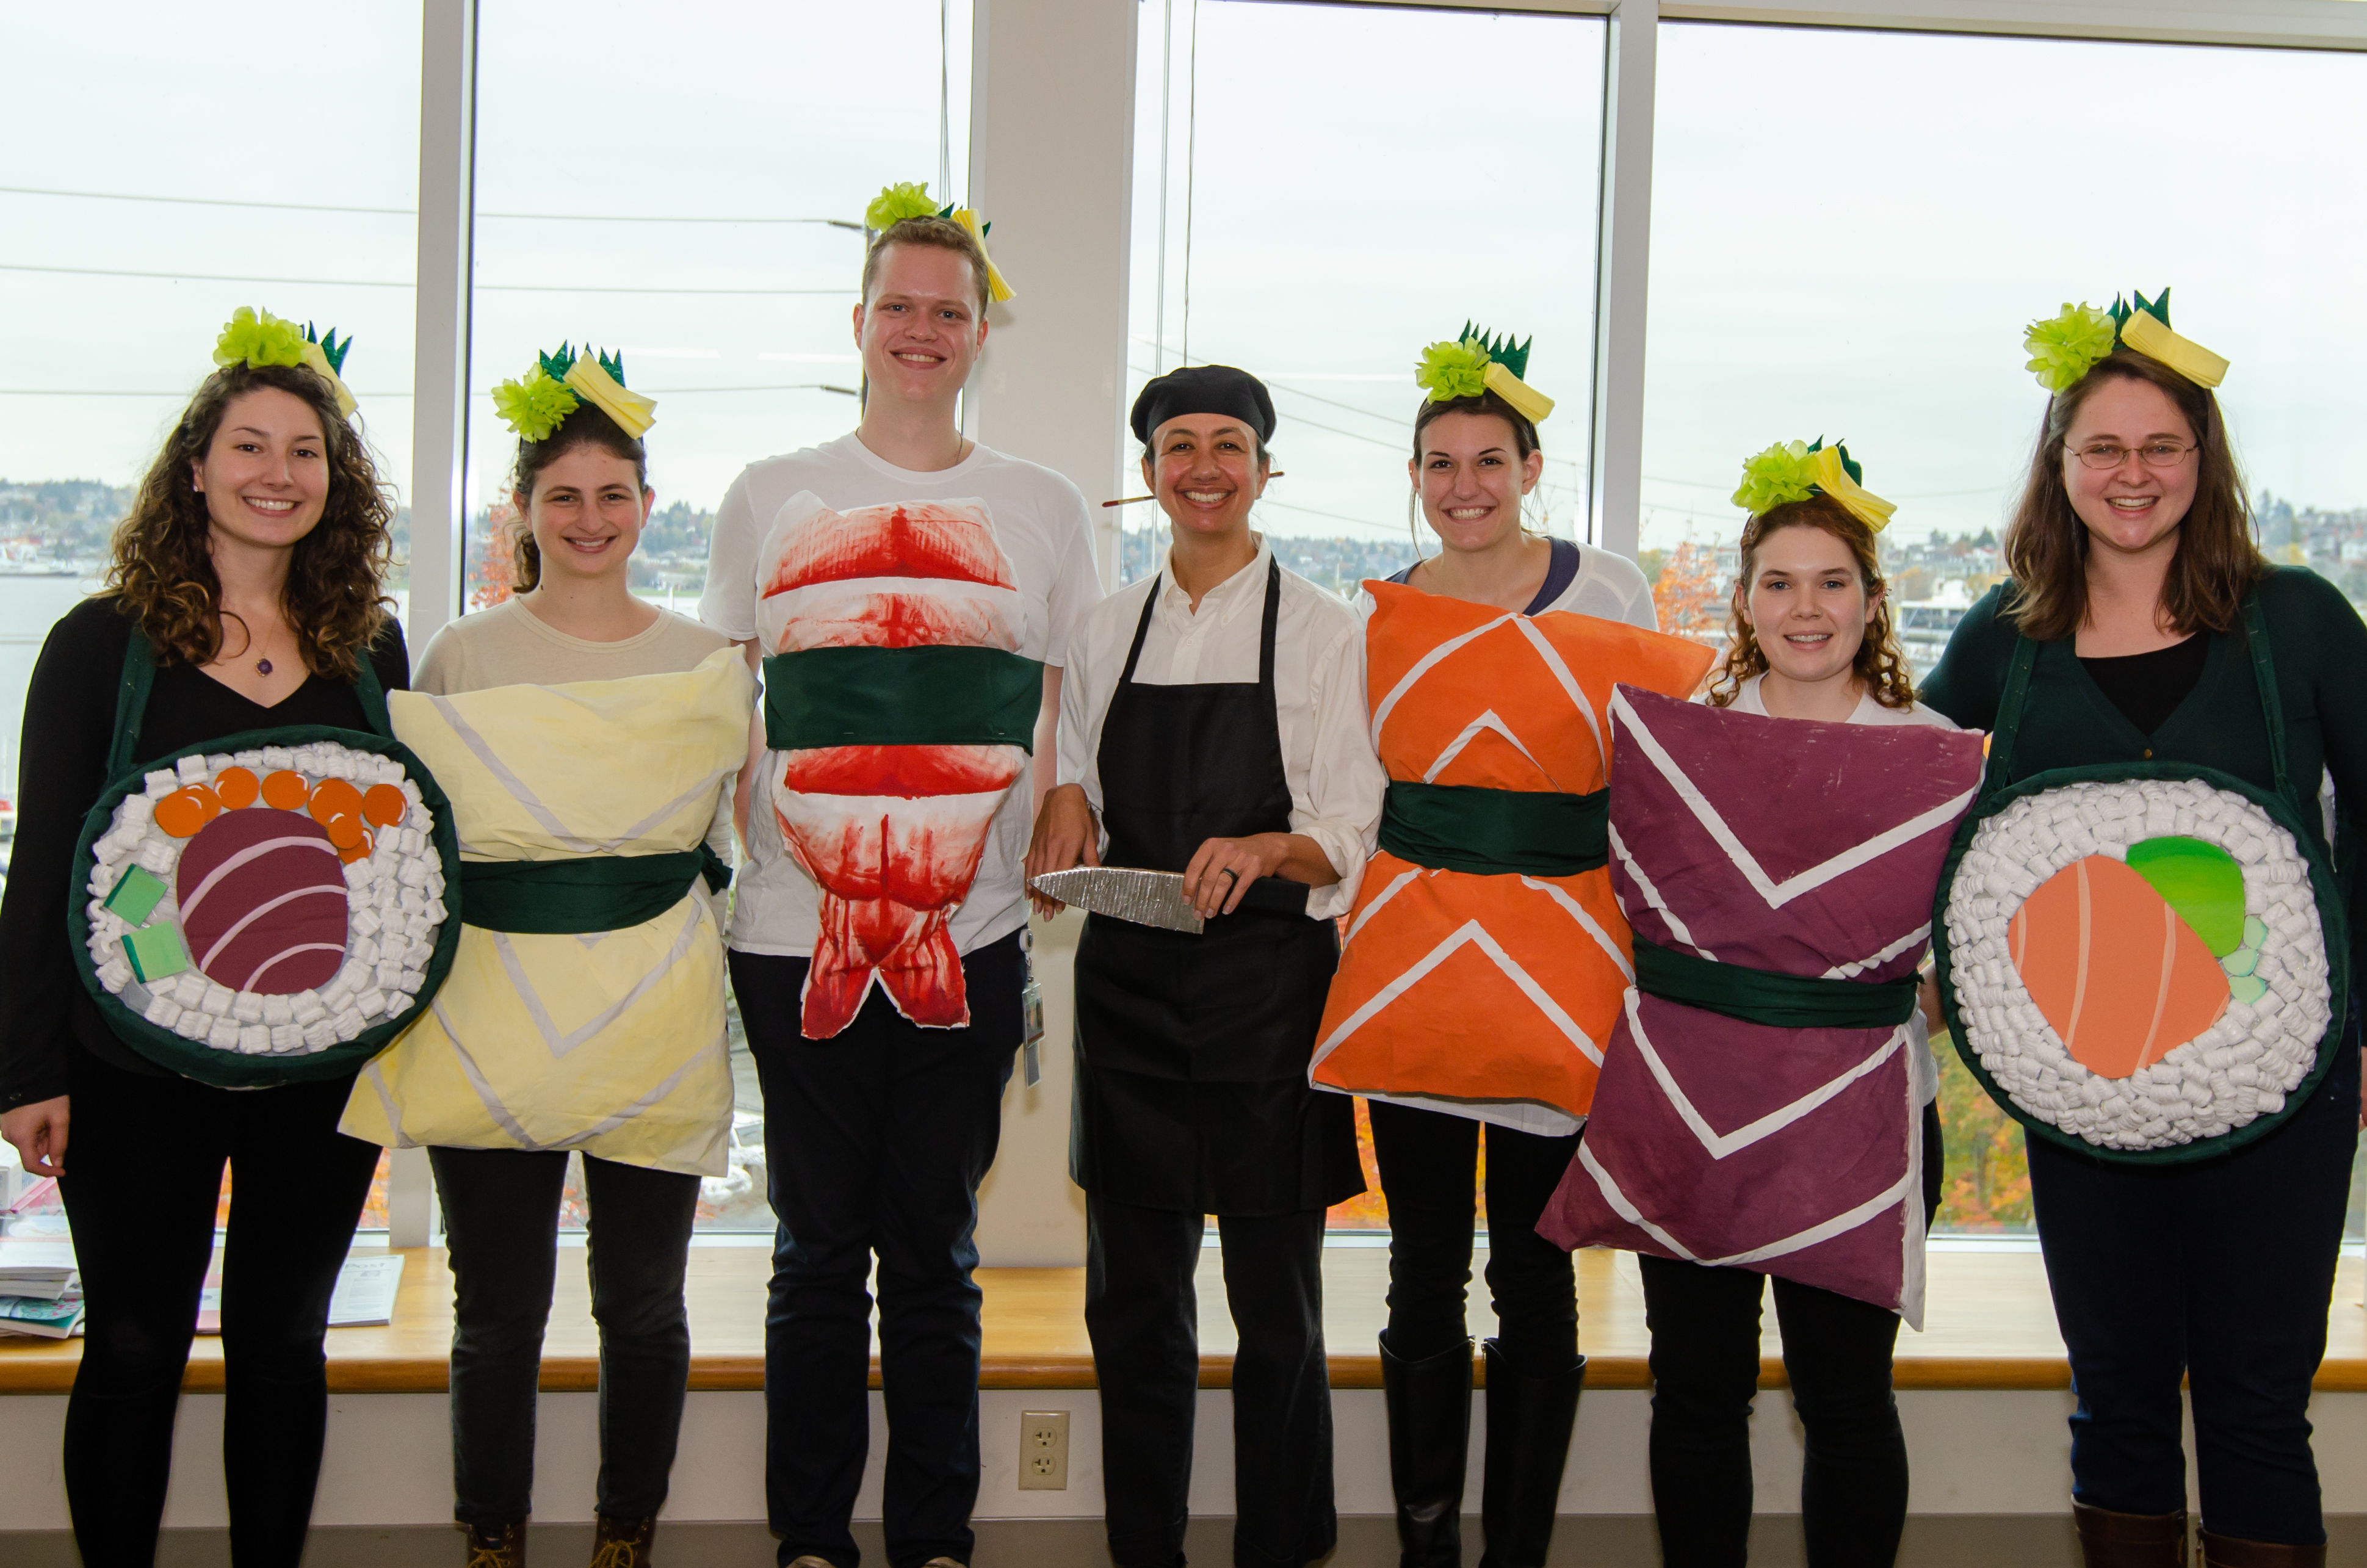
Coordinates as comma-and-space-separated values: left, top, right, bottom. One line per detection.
1017, 1409, 1069, 1490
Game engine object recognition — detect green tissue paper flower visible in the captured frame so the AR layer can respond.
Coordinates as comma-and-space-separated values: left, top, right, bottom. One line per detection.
214, 306, 309, 370
1415, 338, 1492, 402
492, 367, 580, 443
2024, 302, 2117, 394
1732, 440, 1820, 516
865, 181, 940, 230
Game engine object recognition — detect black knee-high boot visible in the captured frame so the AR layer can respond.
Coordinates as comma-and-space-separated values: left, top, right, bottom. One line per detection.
1478, 1338, 1585, 1568
1382, 1335, 1473, 1567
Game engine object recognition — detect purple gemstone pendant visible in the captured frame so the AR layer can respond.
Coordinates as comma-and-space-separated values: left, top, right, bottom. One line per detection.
256, 659, 273, 676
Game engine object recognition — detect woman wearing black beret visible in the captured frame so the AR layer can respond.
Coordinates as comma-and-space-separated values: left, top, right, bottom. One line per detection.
1026, 364, 1387, 1568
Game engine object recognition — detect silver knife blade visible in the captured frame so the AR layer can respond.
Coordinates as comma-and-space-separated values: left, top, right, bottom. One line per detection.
1028, 866, 1205, 934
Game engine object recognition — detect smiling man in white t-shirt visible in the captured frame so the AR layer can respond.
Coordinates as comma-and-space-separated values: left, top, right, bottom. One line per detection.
699, 208, 1098, 1568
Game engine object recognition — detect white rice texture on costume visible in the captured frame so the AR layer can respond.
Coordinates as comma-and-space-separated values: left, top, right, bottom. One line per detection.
1944, 777, 2332, 1152
85, 741, 444, 1056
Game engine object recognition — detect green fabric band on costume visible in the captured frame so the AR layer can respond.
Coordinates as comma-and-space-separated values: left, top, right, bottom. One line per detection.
763, 646, 1044, 753
1633, 936, 1920, 1030
1378, 779, 1608, 878
460, 847, 729, 935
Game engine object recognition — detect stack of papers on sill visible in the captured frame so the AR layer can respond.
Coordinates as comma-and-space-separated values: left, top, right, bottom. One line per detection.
194, 1253, 404, 1335
0, 1242, 83, 1338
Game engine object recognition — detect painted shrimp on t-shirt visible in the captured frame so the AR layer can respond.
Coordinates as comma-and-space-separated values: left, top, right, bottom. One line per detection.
755, 496, 1027, 1038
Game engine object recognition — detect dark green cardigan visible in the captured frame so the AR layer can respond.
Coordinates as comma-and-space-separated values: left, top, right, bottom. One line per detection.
1920, 565, 2367, 977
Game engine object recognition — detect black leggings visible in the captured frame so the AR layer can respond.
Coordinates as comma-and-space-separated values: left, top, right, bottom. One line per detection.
1367, 1099, 1579, 1369
431, 1145, 700, 1528
1639, 1100, 1944, 1568
57, 1046, 381, 1568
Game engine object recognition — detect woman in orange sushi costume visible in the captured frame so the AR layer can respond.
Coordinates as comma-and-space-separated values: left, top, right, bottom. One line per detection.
1307, 328, 1709, 1567
1923, 291, 2367, 1567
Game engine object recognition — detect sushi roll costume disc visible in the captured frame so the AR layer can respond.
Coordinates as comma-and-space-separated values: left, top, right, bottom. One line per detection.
1936, 596, 2346, 1159
72, 630, 461, 1088
1937, 291, 2348, 1160
68, 309, 459, 1088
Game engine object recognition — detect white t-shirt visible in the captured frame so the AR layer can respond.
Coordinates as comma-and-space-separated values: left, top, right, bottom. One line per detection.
1724, 672, 1959, 1105
699, 432, 1102, 959
1057, 541, 1386, 922
1392, 537, 1659, 629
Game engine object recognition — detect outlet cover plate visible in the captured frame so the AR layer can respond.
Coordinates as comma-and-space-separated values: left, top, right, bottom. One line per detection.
1018, 1409, 1069, 1490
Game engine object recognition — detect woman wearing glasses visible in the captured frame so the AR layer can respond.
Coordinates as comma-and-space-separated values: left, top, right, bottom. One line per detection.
1923, 293, 2367, 1568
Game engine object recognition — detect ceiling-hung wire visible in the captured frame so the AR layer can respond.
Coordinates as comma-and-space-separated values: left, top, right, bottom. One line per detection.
1179, 0, 1199, 370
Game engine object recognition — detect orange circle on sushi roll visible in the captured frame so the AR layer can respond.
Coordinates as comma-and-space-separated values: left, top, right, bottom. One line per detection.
361, 783, 407, 828
322, 810, 369, 852
261, 769, 310, 811
337, 834, 374, 864
213, 767, 259, 809
308, 778, 363, 826
2008, 853, 2230, 1080
154, 786, 222, 839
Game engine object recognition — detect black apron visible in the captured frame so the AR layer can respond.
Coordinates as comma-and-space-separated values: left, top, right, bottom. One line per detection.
1069, 562, 1364, 1216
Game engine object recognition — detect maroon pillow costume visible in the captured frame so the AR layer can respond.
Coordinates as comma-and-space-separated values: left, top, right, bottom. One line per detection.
1537, 685, 1984, 1324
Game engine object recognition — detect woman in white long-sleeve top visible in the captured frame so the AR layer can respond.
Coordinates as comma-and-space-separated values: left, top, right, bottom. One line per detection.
1025, 364, 1387, 1568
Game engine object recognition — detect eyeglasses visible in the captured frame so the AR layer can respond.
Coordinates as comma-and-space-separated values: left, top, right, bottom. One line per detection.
2069, 440, 2198, 471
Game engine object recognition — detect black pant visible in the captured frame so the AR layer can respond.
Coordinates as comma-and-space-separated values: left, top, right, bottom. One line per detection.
430, 1144, 699, 1528
57, 1046, 381, 1568
1639, 1100, 1944, 1568
1085, 1194, 1335, 1568
2027, 1021, 2360, 1544
733, 935, 1023, 1568
1367, 1100, 1579, 1368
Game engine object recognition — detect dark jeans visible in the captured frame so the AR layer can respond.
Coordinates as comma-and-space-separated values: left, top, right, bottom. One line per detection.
57, 1046, 381, 1568
733, 934, 1023, 1568
430, 1144, 699, 1527
2028, 1020, 2361, 1544
1085, 1194, 1335, 1568
1367, 1099, 1580, 1368
1639, 1100, 1944, 1568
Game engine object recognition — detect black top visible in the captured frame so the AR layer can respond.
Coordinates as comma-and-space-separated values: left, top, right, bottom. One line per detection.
2078, 634, 2208, 735
1389, 536, 1581, 616
0, 596, 410, 1108
1921, 566, 2367, 980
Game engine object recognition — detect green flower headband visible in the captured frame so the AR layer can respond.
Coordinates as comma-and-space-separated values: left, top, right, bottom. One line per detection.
864, 180, 1014, 303
1412, 323, 1554, 424
491, 344, 657, 443
212, 306, 358, 418
1732, 438, 1895, 533
2023, 287, 2228, 394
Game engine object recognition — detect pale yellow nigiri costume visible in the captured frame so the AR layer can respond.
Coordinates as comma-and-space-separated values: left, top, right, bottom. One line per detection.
340, 647, 754, 1176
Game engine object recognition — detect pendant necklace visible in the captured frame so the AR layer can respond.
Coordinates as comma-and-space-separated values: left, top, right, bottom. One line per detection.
251, 622, 279, 677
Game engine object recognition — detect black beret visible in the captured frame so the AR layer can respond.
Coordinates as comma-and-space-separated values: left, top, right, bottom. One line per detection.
1129, 364, 1276, 447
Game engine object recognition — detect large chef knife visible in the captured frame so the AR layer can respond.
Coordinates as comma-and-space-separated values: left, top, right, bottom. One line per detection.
1028, 866, 1309, 933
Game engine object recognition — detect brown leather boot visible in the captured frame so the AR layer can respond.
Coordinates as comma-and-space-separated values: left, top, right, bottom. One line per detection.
2196, 1529, 2327, 1567
464, 1521, 527, 1568
2071, 1500, 2186, 1567
588, 1515, 657, 1568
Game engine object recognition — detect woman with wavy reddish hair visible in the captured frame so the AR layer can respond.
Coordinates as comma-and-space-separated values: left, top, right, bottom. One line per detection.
0, 309, 406, 1568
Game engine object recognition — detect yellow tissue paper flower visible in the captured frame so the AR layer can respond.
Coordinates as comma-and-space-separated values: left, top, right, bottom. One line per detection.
1732, 441, 1820, 516
492, 367, 580, 443
866, 181, 940, 231
1415, 338, 1492, 403
2023, 302, 2117, 394
214, 306, 310, 371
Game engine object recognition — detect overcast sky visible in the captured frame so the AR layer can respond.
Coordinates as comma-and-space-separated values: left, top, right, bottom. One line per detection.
5, 2, 2363, 562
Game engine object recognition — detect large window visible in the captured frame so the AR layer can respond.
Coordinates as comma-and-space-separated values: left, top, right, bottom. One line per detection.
464, 0, 972, 1229
1641, 22, 2367, 1233
0, 1, 424, 1234
1124, 0, 1607, 597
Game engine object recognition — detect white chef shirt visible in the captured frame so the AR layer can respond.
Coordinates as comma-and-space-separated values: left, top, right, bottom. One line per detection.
1726, 672, 1960, 1105
699, 432, 1102, 959
1057, 539, 1386, 921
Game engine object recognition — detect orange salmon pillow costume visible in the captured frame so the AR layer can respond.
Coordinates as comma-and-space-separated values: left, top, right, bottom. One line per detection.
1309, 583, 1713, 1133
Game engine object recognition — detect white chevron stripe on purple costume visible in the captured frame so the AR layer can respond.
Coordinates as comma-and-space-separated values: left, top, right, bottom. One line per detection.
1538, 686, 1986, 1327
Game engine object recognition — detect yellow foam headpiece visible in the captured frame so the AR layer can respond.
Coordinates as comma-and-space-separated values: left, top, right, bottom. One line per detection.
1732, 438, 1895, 535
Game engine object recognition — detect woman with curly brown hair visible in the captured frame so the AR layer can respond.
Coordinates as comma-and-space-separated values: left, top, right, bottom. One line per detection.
0, 308, 407, 1568
1636, 445, 1954, 1568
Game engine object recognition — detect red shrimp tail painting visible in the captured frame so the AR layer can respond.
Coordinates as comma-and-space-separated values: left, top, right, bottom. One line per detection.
757, 496, 1031, 1039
